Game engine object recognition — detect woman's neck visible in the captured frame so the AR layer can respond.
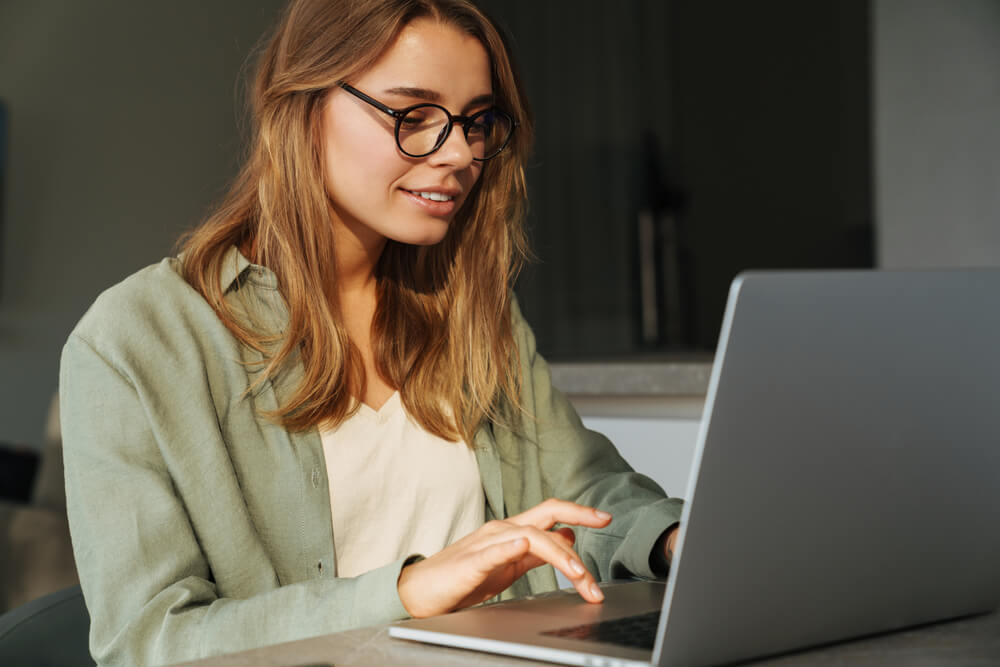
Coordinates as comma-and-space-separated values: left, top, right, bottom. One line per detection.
331, 214, 386, 297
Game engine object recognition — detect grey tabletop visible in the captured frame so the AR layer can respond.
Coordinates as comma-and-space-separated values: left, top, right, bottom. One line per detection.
176, 608, 1000, 666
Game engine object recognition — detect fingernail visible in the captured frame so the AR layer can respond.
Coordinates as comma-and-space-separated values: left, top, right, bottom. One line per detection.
590, 583, 604, 601
595, 510, 611, 520
570, 560, 585, 576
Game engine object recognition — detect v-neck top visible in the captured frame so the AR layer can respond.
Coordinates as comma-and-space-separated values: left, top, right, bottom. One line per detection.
319, 391, 485, 577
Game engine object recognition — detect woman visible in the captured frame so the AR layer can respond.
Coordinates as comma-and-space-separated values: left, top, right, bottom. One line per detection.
60, 0, 683, 664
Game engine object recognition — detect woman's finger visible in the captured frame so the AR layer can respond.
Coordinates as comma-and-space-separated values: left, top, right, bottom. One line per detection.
490, 524, 604, 603
552, 526, 576, 546
508, 498, 612, 532
477, 536, 530, 571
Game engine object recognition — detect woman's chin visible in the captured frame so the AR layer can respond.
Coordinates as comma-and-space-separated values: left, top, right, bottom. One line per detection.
390, 222, 451, 247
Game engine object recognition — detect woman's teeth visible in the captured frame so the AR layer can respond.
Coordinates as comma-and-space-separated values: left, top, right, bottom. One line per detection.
411, 191, 454, 202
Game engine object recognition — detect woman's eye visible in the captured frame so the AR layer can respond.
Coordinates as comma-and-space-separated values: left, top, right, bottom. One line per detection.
400, 113, 427, 128
469, 112, 495, 132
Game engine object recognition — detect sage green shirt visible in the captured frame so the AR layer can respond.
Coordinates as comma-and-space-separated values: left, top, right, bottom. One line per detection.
60, 247, 683, 666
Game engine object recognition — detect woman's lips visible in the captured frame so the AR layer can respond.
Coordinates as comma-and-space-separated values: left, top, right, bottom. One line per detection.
401, 188, 458, 217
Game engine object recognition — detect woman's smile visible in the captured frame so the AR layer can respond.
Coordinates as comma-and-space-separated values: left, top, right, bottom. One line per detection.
400, 186, 462, 217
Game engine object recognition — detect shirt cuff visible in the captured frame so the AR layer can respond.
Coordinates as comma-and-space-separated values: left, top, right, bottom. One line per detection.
358, 553, 426, 622
620, 498, 683, 580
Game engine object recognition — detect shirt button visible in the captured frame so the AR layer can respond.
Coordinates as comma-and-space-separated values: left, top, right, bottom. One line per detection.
311, 468, 321, 489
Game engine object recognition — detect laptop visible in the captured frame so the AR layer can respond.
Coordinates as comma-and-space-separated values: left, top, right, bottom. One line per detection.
389, 269, 1000, 666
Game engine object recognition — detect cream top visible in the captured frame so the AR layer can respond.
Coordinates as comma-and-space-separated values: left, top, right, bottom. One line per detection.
320, 391, 485, 578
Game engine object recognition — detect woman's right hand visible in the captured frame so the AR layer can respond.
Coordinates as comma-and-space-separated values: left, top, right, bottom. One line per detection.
396, 498, 612, 618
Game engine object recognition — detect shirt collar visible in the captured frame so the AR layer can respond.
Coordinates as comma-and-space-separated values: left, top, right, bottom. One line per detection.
219, 245, 278, 293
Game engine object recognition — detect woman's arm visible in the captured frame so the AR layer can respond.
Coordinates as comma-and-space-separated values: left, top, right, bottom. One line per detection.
61, 334, 413, 665
500, 299, 685, 581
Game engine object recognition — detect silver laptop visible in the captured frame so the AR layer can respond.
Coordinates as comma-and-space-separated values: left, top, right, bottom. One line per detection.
389, 269, 1000, 666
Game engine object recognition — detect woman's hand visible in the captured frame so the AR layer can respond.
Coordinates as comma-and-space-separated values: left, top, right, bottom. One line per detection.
651, 524, 681, 575
663, 525, 679, 564
397, 498, 612, 618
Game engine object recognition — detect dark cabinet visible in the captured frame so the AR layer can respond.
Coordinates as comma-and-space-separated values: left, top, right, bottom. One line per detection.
477, 0, 873, 358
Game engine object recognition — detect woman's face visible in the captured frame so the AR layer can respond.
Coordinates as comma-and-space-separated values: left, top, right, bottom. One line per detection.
321, 18, 491, 251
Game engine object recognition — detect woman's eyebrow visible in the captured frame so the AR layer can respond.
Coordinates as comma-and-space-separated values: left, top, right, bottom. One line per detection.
383, 86, 441, 101
382, 86, 495, 108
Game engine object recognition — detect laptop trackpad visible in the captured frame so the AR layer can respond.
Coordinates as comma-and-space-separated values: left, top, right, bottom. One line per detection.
480, 580, 665, 624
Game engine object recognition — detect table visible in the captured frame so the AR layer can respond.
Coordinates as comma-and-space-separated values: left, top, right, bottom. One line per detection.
176, 608, 1000, 666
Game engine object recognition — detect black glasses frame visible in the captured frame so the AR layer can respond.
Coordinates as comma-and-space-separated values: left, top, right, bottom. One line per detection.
337, 82, 517, 161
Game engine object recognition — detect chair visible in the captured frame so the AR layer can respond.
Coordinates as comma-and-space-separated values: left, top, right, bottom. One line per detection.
0, 395, 78, 613
0, 585, 93, 666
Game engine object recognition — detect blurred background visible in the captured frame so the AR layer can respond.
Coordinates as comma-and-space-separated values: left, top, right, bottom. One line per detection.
0, 0, 998, 611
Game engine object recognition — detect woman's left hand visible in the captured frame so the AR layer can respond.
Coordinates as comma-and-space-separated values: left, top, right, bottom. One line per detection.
663, 526, 679, 564
653, 525, 680, 572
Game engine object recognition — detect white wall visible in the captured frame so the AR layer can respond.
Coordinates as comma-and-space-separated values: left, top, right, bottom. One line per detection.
581, 415, 700, 500
875, 0, 1000, 268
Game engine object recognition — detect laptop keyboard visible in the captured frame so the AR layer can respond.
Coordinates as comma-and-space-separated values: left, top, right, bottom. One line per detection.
541, 610, 660, 650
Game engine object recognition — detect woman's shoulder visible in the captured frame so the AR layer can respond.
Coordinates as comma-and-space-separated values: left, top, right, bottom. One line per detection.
68, 256, 223, 356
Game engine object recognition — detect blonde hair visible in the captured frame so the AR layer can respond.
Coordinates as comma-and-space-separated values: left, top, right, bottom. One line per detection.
180, 0, 533, 444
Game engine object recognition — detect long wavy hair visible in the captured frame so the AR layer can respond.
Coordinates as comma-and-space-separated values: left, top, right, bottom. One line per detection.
179, 0, 533, 445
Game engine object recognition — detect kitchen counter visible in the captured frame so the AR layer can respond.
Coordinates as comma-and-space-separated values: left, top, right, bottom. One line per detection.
549, 359, 712, 419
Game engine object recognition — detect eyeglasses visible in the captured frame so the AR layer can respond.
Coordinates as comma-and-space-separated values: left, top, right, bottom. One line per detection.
338, 82, 517, 161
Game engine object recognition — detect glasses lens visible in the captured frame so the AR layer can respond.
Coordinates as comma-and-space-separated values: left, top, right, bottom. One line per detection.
396, 105, 515, 159
467, 108, 514, 159
397, 105, 451, 157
